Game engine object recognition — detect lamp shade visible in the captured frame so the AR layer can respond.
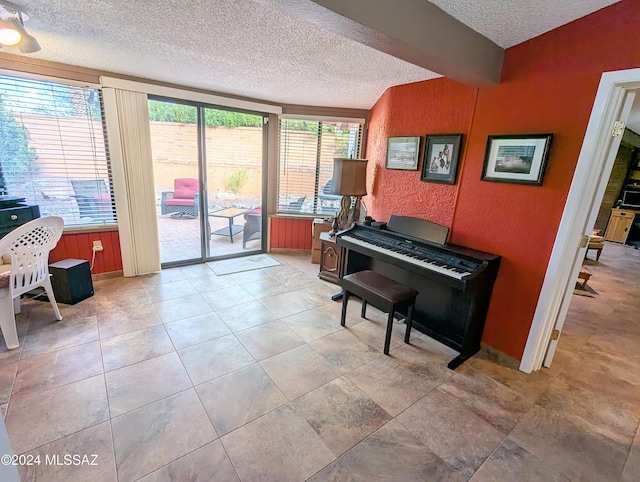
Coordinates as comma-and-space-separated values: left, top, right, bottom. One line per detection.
331, 158, 368, 196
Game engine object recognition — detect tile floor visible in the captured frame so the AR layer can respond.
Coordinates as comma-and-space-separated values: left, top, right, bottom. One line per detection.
1, 242, 639, 481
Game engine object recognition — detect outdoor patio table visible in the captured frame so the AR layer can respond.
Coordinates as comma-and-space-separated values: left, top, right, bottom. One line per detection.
208, 208, 248, 243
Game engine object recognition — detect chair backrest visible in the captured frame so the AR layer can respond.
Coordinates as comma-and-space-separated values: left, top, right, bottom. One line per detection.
71, 179, 109, 197
0, 217, 64, 297
173, 178, 199, 200
289, 196, 306, 210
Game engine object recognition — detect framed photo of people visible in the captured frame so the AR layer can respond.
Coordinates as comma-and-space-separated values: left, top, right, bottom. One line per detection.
481, 134, 553, 185
385, 136, 421, 170
420, 134, 463, 184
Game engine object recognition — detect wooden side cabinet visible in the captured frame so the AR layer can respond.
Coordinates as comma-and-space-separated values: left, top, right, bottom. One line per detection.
604, 208, 637, 243
318, 232, 344, 285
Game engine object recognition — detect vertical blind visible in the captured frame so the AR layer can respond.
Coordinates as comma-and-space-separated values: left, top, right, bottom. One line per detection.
277, 117, 363, 215
0, 74, 116, 227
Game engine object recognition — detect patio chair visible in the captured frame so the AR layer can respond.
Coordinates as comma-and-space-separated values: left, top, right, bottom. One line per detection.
0, 217, 64, 350
278, 195, 306, 212
71, 179, 114, 221
318, 178, 342, 214
161, 178, 200, 218
243, 207, 262, 248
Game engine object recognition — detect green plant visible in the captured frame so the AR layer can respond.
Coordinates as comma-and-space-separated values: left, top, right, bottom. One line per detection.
0, 93, 38, 184
226, 168, 249, 193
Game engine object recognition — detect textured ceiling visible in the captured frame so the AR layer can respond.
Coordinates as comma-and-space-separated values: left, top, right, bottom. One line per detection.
429, 0, 621, 48
4, 0, 624, 109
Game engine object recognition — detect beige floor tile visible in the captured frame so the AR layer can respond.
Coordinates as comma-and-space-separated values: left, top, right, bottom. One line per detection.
13, 341, 103, 399
22, 315, 100, 359
333, 420, 454, 481
6, 375, 109, 455
345, 355, 434, 417
101, 325, 174, 371
438, 365, 534, 433
396, 390, 504, 477
2, 246, 640, 482
196, 363, 287, 436
221, 404, 335, 482
215, 300, 276, 332
308, 329, 382, 373
188, 273, 237, 293
280, 307, 343, 342
241, 277, 292, 299
469, 438, 570, 482
139, 269, 186, 286
293, 376, 391, 457
0, 360, 18, 405
17, 421, 117, 482
154, 293, 213, 323
105, 352, 192, 417
178, 263, 215, 279
387, 333, 456, 387
111, 389, 217, 482
144, 279, 198, 303
97, 302, 162, 339
259, 291, 318, 318
260, 344, 341, 400
138, 440, 239, 482
621, 429, 640, 482
164, 312, 230, 350
200, 285, 255, 310
536, 376, 640, 446
178, 334, 254, 385
509, 405, 628, 482
235, 320, 305, 361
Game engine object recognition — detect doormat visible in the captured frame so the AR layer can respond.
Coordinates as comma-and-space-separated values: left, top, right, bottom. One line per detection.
573, 282, 598, 298
208, 254, 280, 276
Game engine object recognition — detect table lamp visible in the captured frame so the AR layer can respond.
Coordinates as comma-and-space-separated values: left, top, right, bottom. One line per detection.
330, 158, 368, 231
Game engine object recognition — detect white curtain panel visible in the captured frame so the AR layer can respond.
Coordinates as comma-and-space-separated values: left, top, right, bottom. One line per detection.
102, 88, 161, 276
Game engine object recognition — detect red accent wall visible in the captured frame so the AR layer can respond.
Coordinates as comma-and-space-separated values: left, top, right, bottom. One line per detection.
367, 0, 640, 360
269, 216, 313, 249
50, 230, 122, 275
366, 78, 478, 226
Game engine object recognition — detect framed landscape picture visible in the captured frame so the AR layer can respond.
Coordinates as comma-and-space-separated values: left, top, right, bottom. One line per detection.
420, 134, 463, 184
385, 136, 421, 170
481, 134, 553, 185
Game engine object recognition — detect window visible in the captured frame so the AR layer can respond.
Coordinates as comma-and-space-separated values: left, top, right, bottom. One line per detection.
278, 117, 363, 215
0, 74, 115, 227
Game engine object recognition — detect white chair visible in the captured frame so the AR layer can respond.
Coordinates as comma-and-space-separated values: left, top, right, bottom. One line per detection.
0, 216, 64, 350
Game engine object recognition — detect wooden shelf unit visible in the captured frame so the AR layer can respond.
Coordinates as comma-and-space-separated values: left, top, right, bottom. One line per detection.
604, 208, 640, 244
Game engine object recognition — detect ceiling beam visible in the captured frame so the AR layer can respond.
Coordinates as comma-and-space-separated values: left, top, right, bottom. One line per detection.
263, 0, 504, 86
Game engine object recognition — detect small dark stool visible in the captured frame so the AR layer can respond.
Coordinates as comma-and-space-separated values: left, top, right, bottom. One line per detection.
340, 270, 418, 355
49, 258, 94, 305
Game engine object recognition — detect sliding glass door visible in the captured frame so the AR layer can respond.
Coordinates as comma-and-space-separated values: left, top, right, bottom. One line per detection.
148, 98, 266, 266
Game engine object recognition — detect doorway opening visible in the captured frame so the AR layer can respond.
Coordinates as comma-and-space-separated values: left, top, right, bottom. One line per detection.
148, 97, 267, 267
521, 69, 640, 373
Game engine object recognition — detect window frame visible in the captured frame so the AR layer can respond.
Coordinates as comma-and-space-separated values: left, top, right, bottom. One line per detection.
276, 114, 365, 217
0, 70, 116, 230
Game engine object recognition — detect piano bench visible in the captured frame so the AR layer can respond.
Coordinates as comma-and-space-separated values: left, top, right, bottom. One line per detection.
340, 270, 418, 355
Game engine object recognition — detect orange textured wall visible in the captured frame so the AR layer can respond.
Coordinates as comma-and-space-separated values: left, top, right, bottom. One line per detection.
270, 217, 313, 249
366, 78, 478, 226
50, 230, 122, 275
367, 0, 640, 360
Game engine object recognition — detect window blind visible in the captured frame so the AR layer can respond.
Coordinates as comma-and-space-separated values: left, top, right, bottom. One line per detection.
0, 74, 116, 227
277, 118, 363, 215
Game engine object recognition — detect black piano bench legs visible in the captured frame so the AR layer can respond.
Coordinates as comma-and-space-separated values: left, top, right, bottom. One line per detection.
339, 270, 418, 355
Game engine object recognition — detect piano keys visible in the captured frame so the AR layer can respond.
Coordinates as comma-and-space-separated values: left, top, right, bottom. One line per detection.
336, 215, 501, 369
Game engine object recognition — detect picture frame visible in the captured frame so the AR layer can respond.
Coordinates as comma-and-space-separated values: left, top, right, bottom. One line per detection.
481, 134, 553, 185
385, 136, 421, 170
420, 134, 463, 184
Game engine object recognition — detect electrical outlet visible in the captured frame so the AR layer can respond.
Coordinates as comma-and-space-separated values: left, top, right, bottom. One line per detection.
92, 240, 104, 252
